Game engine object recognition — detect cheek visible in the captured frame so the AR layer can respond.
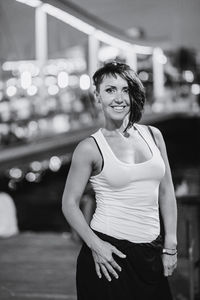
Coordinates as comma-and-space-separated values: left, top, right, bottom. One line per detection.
125, 94, 130, 104
100, 93, 113, 104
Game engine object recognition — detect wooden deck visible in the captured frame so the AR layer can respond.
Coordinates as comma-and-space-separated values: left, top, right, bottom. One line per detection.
0, 232, 196, 300
0, 233, 81, 300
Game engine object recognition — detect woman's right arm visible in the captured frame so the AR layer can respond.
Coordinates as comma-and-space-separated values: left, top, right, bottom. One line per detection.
62, 139, 98, 248
62, 139, 126, 281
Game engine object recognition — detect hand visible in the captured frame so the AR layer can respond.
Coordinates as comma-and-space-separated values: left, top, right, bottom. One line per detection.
162, 253, 177, 276
91, 239, 126, 281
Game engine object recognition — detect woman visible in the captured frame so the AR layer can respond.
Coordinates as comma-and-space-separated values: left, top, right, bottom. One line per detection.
62, 61, 177, 300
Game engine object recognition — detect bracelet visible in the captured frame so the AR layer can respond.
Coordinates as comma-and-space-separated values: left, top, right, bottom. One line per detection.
164, 247, 177, 251
162, 248, 177, 255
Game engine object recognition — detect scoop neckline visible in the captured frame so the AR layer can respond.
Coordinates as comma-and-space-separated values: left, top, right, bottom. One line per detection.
99, 125, 154, 166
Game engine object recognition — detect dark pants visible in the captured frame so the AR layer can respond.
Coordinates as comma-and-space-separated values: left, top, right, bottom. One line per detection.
76, 231, 173, 300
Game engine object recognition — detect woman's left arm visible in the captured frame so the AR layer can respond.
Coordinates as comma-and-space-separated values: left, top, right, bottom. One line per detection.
150, 126, 177, 276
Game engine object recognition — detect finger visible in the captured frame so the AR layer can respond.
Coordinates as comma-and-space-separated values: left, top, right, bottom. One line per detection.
164, 269, 168, 277
112, 247, 126, 258
110, 260, 122, 272
164, 265, 174, 277
164, 270, 172, 277
104, 262, 119, 279
94, 261, 102, 279
100, 264, 112, 282
167, 268, 173, 276
163, 265, 170, 277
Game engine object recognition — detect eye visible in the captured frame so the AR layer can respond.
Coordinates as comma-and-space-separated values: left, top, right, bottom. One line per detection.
105, 87, 115, 94
123, 87, 129, 94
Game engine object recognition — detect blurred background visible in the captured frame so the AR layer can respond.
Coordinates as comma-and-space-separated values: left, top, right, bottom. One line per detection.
0, 0, 199, 299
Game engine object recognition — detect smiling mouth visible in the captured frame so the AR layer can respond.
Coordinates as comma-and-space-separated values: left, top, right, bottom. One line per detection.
111, 106, 126, 112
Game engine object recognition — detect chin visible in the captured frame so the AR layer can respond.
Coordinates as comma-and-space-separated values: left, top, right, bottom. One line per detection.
113, 110, 129, 118
109, 113, 128, 122
104, 109, 129, 122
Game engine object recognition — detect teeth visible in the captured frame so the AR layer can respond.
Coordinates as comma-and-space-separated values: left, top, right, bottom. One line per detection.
112, 106, 125, 112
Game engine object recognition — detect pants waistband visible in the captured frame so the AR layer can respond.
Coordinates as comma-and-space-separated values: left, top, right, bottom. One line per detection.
92, 229, 163, 251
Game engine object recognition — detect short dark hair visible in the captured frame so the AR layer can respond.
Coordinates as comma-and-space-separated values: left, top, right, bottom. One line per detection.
93, 61, 146, 132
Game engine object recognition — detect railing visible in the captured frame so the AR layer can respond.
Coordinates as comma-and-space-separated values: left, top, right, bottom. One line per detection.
177, 196, 200, 300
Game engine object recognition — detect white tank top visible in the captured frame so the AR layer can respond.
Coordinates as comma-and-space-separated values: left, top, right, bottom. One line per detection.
89, 124, 165, 243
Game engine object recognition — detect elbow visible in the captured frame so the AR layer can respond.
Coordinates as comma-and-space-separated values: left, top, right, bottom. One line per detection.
61, 196, 78, 220
61, 200, 66, 215
61, 195, 69, 219
62, 197, 70, 219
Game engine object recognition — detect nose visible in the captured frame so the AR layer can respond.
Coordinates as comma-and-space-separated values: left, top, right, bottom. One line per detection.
114, 92, 123, 104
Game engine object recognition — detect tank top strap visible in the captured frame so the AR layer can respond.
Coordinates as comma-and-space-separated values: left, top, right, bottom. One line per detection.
90, 129, 111, 161
133, 123, 148, 139
134, 124, 160, 154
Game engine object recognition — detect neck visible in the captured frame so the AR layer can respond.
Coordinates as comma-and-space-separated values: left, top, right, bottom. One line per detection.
104, 120, 125, 133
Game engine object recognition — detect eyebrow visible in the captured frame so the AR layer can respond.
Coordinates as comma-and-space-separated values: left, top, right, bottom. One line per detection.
105, 85, 128, 88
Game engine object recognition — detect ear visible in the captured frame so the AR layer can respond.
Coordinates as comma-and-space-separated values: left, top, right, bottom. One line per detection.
94, 90, 101, 103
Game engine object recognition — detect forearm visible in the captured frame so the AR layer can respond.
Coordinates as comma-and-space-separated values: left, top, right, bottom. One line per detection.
62, 201, 100, 249
159, 195, 177, 248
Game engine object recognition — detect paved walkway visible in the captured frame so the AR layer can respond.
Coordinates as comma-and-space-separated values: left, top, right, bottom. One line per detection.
0, 232, 195, 300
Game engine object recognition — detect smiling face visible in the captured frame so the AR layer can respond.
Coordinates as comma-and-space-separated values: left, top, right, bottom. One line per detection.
96, 74, 130, 126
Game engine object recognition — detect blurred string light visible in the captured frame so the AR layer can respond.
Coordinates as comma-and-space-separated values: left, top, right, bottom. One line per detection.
44, 64, 58, 75
28, 121, 38, 131
2, 60, 40, 76
14, 127, 26, 138
154, 48, 167, 64
138, 71, 149, 82
191, 84, 200, 95
80, 74, 90, 90
6, 86, 17, 97
57, 72, 69, 88
6, 78, 17, 86
25, 172, 37, 182
27, 85, 38, 96
30, 65, 40, 77
52, 115, 70, 133
2, 59, 84, 75
157, 54, 167, 64
41, 159, 49, 170
49, 156, 61, 172
8, 180, 17, 190
21, 71, 32, 89
48, 85, 59, 95
30, 161, 42, 172
18, 63, 40, 76
183, 70, 194, 82
9, 168, 23, 180
6, 153, 71, 188
44, 76, 57, 86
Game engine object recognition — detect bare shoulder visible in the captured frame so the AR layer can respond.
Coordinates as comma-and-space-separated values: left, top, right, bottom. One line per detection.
147, 125, 163, 140
139, 124, 165, 148
72, 136, 100, 164
139, 123, 162, 137
147, 125, 168, 154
